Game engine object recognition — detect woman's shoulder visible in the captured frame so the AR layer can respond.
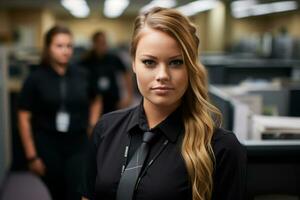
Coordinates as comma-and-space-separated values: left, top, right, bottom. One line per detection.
101, 106, 138, 122
93, 105, 139, 137
211, 129, 247, 199
212, 128, 246, 159
212, 128, 240, 144
24, 66, 48, 82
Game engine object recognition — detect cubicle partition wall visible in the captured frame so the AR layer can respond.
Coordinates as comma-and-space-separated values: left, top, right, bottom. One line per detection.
0, 47, 11, 189
209, 86, 234, 131
202, 55, 298, 85
209, 85, 250, 141
251, 89, 289, 116
289, 89, 300, 117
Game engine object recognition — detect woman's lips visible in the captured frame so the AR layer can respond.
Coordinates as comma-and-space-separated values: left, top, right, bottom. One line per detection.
151, 86, 174, 95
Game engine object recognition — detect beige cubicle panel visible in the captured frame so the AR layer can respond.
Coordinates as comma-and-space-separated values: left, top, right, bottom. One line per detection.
0, 47, 11, 187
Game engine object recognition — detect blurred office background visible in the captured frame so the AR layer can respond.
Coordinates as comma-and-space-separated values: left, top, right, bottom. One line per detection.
1, 0, 300, 199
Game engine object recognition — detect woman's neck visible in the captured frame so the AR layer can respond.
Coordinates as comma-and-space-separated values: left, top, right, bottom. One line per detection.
52, 63, 67, 76
143, 100, 180, 129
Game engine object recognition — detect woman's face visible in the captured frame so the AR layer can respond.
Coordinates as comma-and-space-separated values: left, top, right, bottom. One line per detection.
49, 33, 73, 66
133, 28, 188, 110
94, 35, 108, 56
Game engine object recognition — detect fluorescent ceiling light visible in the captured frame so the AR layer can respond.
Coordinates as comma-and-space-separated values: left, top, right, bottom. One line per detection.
61, 0, 90, 18
231, 0, 298, 18
231, 0, 256, 18
104, 0, 130, 18
231, 0, 257, 8
176, 0, 218, 16
140, 0, 176, 13
251, 3, 273, 15
272, 1, 298, 12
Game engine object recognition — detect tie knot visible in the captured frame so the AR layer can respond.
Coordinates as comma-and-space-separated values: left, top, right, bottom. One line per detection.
142, 131, 156, 144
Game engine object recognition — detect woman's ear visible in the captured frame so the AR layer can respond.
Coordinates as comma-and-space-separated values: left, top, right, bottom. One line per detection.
132, 61, 136, 73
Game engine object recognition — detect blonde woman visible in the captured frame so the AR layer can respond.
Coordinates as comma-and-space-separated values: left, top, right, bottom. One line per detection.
82, 7, 246, 200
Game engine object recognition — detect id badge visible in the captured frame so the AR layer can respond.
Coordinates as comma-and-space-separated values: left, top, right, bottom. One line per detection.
56, 111, 70, 132
98, 77, 110, 91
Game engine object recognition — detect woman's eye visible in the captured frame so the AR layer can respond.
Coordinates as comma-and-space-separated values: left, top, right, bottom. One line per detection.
169, 59, 184, 67
142, 59, 156, 67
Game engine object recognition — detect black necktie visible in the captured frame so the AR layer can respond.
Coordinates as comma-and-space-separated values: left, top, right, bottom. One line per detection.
116, 131, 157, 200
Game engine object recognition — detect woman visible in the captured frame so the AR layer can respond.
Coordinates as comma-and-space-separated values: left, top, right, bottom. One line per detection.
18, 25, 100, 200
82, 7, 246, 200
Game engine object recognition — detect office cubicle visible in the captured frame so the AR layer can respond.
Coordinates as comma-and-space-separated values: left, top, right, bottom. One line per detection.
209, 84, 300, 199
0, 47, 11, 189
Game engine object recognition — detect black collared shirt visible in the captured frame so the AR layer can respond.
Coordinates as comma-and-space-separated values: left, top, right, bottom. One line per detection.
18, 65, 96, 134
82, 103, 246, 200
80, 52, 127, 113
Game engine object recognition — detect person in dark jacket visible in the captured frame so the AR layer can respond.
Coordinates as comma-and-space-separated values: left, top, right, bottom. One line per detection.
80, 31, 134, 114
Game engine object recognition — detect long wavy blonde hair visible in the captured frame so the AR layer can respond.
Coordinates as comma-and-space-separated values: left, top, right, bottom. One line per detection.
130, 7, 221, 200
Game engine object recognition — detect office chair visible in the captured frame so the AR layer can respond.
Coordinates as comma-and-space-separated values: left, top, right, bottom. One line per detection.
1, 171, 51, 200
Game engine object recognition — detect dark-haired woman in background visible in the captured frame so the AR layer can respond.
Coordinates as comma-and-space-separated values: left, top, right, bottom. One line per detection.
18, 25, 101, 200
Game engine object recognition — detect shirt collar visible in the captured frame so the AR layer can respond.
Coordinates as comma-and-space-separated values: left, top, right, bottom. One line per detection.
126, 102, 141, 133
126, 100, 184, 143
45, 64, 71, 77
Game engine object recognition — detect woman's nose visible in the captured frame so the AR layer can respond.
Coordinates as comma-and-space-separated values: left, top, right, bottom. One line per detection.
156, 64, 170, 82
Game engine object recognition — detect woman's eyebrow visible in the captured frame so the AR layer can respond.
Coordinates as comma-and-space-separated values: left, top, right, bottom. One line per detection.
140, 54, 157, 59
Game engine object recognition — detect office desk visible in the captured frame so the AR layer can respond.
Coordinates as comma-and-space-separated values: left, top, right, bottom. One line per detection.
251, 115, 300, 140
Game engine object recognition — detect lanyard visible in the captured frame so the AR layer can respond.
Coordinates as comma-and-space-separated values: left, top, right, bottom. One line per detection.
121, 138, 131, 174
59, 76, 67, 111
120, 134, 169, 190
135, 139, 169, 190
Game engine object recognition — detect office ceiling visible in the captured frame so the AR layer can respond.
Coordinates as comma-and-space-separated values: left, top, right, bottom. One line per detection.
0, 0, 195, 18
0, 0, 299, 18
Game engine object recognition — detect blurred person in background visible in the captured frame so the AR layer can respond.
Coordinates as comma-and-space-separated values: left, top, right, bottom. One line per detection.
18, 25, 101, 200
80, 31, 134, 114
